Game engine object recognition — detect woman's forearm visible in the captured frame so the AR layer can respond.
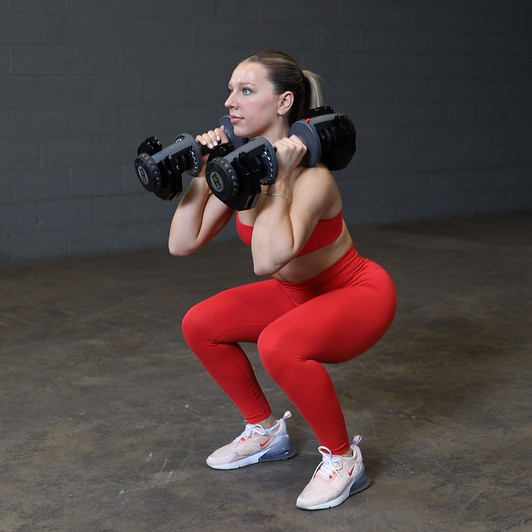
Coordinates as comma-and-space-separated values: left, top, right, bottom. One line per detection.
251, 180, 296, 275
169, 177, 233, 256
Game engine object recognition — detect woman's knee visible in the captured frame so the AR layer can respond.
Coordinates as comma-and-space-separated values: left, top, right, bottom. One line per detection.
181, 299, 218, 349
258, 327, 296, 380
181, 302, 202, 346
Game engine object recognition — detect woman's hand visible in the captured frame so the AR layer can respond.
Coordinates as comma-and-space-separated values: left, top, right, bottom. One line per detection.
193, 125, 232, 177
273, 135, 307, 181
195, 125, 230, 150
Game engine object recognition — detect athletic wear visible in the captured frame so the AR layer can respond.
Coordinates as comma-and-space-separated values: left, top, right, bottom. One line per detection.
182, 239, 397, 455
296, 436, 370, 510
236, 211, 344, 256
206, 411, 295, 470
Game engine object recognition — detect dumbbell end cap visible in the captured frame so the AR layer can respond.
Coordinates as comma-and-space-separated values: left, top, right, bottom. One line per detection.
205, 157, 239, 202
134, 153, 161, 192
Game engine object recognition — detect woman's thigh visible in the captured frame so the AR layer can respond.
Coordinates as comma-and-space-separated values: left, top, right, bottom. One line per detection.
260, 269, 397, 364
182, 279, 297, 344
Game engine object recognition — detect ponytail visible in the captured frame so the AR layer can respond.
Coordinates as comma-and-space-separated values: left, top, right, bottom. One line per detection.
302, 70, 323, 113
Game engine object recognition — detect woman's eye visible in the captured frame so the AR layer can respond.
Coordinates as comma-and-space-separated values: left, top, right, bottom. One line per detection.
227, 87, 252, 96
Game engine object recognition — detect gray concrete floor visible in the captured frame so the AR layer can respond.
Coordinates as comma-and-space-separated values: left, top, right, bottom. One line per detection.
0, 212, 531, 532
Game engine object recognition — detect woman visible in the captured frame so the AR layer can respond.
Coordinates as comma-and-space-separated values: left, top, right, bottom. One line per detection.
169, 50, 396, 510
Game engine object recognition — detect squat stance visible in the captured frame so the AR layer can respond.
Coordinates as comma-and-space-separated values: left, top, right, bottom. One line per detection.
169, 50, 396, 510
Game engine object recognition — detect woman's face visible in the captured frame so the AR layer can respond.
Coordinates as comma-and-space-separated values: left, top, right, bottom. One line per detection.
224, 61, 285, 140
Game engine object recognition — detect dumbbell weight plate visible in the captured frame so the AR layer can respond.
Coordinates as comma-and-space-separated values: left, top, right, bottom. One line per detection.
325, 114, 357, 171
205, 157, 239, 202
134, 152, 161, 192
287, 120, 322, 168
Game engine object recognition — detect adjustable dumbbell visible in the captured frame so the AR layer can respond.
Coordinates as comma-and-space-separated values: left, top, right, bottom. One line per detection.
205, 137, 279, 211
134, 116, 246, 201
205, 107, 356, 211
287, 109, 357, 171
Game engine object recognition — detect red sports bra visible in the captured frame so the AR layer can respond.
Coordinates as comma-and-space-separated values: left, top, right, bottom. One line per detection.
236, 211, 344, 257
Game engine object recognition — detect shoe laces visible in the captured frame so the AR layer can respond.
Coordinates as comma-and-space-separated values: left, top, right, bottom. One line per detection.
236, 411, 291, 443
239, 423, 268, 441
314, 446, 343, 480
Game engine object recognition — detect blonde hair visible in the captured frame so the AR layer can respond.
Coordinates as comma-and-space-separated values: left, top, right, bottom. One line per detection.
303, 69, 323, 110
242, 50, 324, 125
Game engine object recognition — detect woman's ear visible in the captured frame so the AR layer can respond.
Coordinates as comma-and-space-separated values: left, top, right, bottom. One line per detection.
278, 91, 294, 116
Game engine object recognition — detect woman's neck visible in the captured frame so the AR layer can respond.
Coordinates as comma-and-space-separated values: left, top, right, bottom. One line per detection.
260, 119, 290, 145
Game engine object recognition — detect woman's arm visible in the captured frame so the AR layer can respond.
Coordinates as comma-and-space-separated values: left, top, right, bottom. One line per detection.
251, 136, 338, 276
168, 127, 235, 256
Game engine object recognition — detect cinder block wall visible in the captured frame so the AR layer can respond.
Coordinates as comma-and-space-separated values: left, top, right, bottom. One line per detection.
1, 1, 531, 262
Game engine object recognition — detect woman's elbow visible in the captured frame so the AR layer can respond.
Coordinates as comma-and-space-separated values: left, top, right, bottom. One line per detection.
252, 257, 283, 277
168, 244, 187, 257
252, 246, 293, 277
253, 263, 272, 277
168, 239, 197, 257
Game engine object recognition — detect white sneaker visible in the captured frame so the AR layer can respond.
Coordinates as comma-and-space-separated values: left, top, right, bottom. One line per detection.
296, 436, 370, 510
206, 411, 295, 470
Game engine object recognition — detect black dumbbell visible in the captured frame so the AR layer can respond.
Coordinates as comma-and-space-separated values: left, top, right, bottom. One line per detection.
204, 107, 356, 211
205, 137, 278, 211
288, 108, 357, 170
134, 116, 246, 201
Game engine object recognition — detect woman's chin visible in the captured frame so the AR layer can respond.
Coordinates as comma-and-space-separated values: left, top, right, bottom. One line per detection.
233, 124, 250, 138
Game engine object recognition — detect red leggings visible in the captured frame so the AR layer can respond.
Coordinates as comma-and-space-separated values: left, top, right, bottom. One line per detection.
182, 246, 396, 454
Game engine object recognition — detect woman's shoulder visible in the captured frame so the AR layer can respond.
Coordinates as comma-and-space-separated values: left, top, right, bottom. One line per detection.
293, 163, 338, 195
293, 163, 335, 190
292, 164, 341, 217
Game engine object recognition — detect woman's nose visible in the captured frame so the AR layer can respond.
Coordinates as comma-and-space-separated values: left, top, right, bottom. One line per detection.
224, 92, 236, 109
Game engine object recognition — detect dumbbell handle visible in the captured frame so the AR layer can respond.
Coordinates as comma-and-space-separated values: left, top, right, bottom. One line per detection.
139, 115, 245, 170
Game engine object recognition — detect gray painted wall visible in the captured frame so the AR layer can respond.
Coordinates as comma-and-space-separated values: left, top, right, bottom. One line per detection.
1, 0, 531, 262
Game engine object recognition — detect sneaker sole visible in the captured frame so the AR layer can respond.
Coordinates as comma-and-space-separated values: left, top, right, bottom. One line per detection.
296, 471, 371, 511
207, 443, 296, 470
259, 443, 296, 463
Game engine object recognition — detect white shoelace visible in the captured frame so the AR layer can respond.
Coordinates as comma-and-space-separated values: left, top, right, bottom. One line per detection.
314, 446, 343, 479
240, 423, 268, 440
236, 411, 291, 442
